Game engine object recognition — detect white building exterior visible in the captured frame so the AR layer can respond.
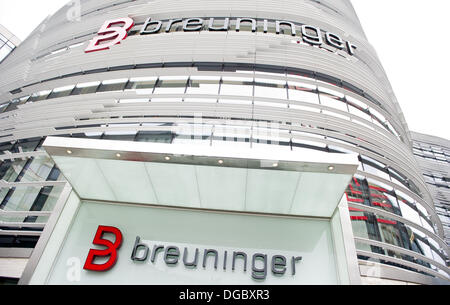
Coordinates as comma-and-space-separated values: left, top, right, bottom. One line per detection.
0, 0, 448, 285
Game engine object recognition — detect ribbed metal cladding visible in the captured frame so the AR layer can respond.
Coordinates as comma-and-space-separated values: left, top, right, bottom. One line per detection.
0, 0, 448, 282
411, 132, 450, 248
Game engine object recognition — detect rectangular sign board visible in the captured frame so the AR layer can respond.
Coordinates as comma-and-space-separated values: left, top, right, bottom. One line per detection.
32, 200, 343, 285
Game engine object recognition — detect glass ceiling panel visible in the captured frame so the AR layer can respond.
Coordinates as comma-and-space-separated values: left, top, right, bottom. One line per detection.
45, 137, 359, 218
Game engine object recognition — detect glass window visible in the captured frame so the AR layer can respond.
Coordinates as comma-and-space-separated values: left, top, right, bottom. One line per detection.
319, 86, 344, 98
410, 228, 435, 261
319, 92, 348, 112
416, 203, 433, 227
72, 81, 101, 95
220, 77, 254, 96
213, 124, 250, 141
388, 168, 410, 189
350, 211, 385, 256
347, 95, 369, 112
291, 133, 327, 152
210, 137, 250, 149
360, 155, 390, 180
0, 186, 41, 218
254, 78, 287, 100
97, 79, 128, 92
102, 124, 138, 141
102, 132, 136, 141
173, 124, 210, 143
185, 76, 220, 95
288, 81, 319, 104
47, 85, 75, 99
369, 107, 386, 124
125, 77, 157, 94
0, 44, 12, 62
420, 214, 436, 234
4, 99, 20, 112
0, 103, 9, 113
20, 155, 54, 182
0, 142, 14, 153
29, 90, 52, 102
153, 76, 188, 94
367, 178, 400, 215
348, 106, 372, 122
17, 138, 42, 152
385, 121, 400, 138
428, 238, 447, 266
346, 176, 371, 206
252, 125, 289, 146
396, 190, 421, 226
27, 185, 65, 223
135, 129, 174, 144
18, 95, 30, 106
0, 159, 27, 182
377, 217, 403, 249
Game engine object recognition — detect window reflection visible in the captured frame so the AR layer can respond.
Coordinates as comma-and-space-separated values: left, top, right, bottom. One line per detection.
153, 76, 188, 94
72, 81, 100, 95
367, 178, 401, 215
346, 175, 446, 274
98, 79, 128, 93
29, 90, 51, 102
361, 155, 390, 181
48, 85, 74, 99
125, 77, 157, 93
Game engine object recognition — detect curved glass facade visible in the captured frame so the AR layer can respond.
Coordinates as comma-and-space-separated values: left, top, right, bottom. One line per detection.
0, 0, 448, 283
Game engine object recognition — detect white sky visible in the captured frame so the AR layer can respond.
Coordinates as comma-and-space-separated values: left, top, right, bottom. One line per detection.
352, 0, 450, 140
0, 0, 448, 140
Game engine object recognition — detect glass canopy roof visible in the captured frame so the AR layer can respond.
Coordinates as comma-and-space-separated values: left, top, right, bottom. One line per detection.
43, 137, 359, 218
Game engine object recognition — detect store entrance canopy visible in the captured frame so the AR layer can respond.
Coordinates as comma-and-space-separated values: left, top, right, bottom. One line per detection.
43, 137, 359, 218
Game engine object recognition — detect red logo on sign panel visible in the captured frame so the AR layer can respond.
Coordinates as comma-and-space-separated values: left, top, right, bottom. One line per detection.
85, 17, 134, 53
83, 225, 123, 272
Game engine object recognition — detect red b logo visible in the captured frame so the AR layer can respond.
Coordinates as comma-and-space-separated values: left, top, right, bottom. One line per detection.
85, 17, 134, 53
84, 226, 123, 272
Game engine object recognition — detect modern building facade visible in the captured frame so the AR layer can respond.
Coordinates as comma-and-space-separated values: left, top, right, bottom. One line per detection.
412, 132, 450, 248
0, 24, 20, 64
0, 0, 448, 285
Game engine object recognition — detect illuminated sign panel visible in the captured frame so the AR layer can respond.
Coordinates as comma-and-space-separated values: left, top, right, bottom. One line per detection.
83, 225, 303, 281
86, 16, 357, 55
33, 201, 343, 285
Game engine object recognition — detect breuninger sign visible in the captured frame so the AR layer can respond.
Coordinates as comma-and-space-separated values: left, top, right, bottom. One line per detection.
85, 16, 358, 56
83, 226, 303, 281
